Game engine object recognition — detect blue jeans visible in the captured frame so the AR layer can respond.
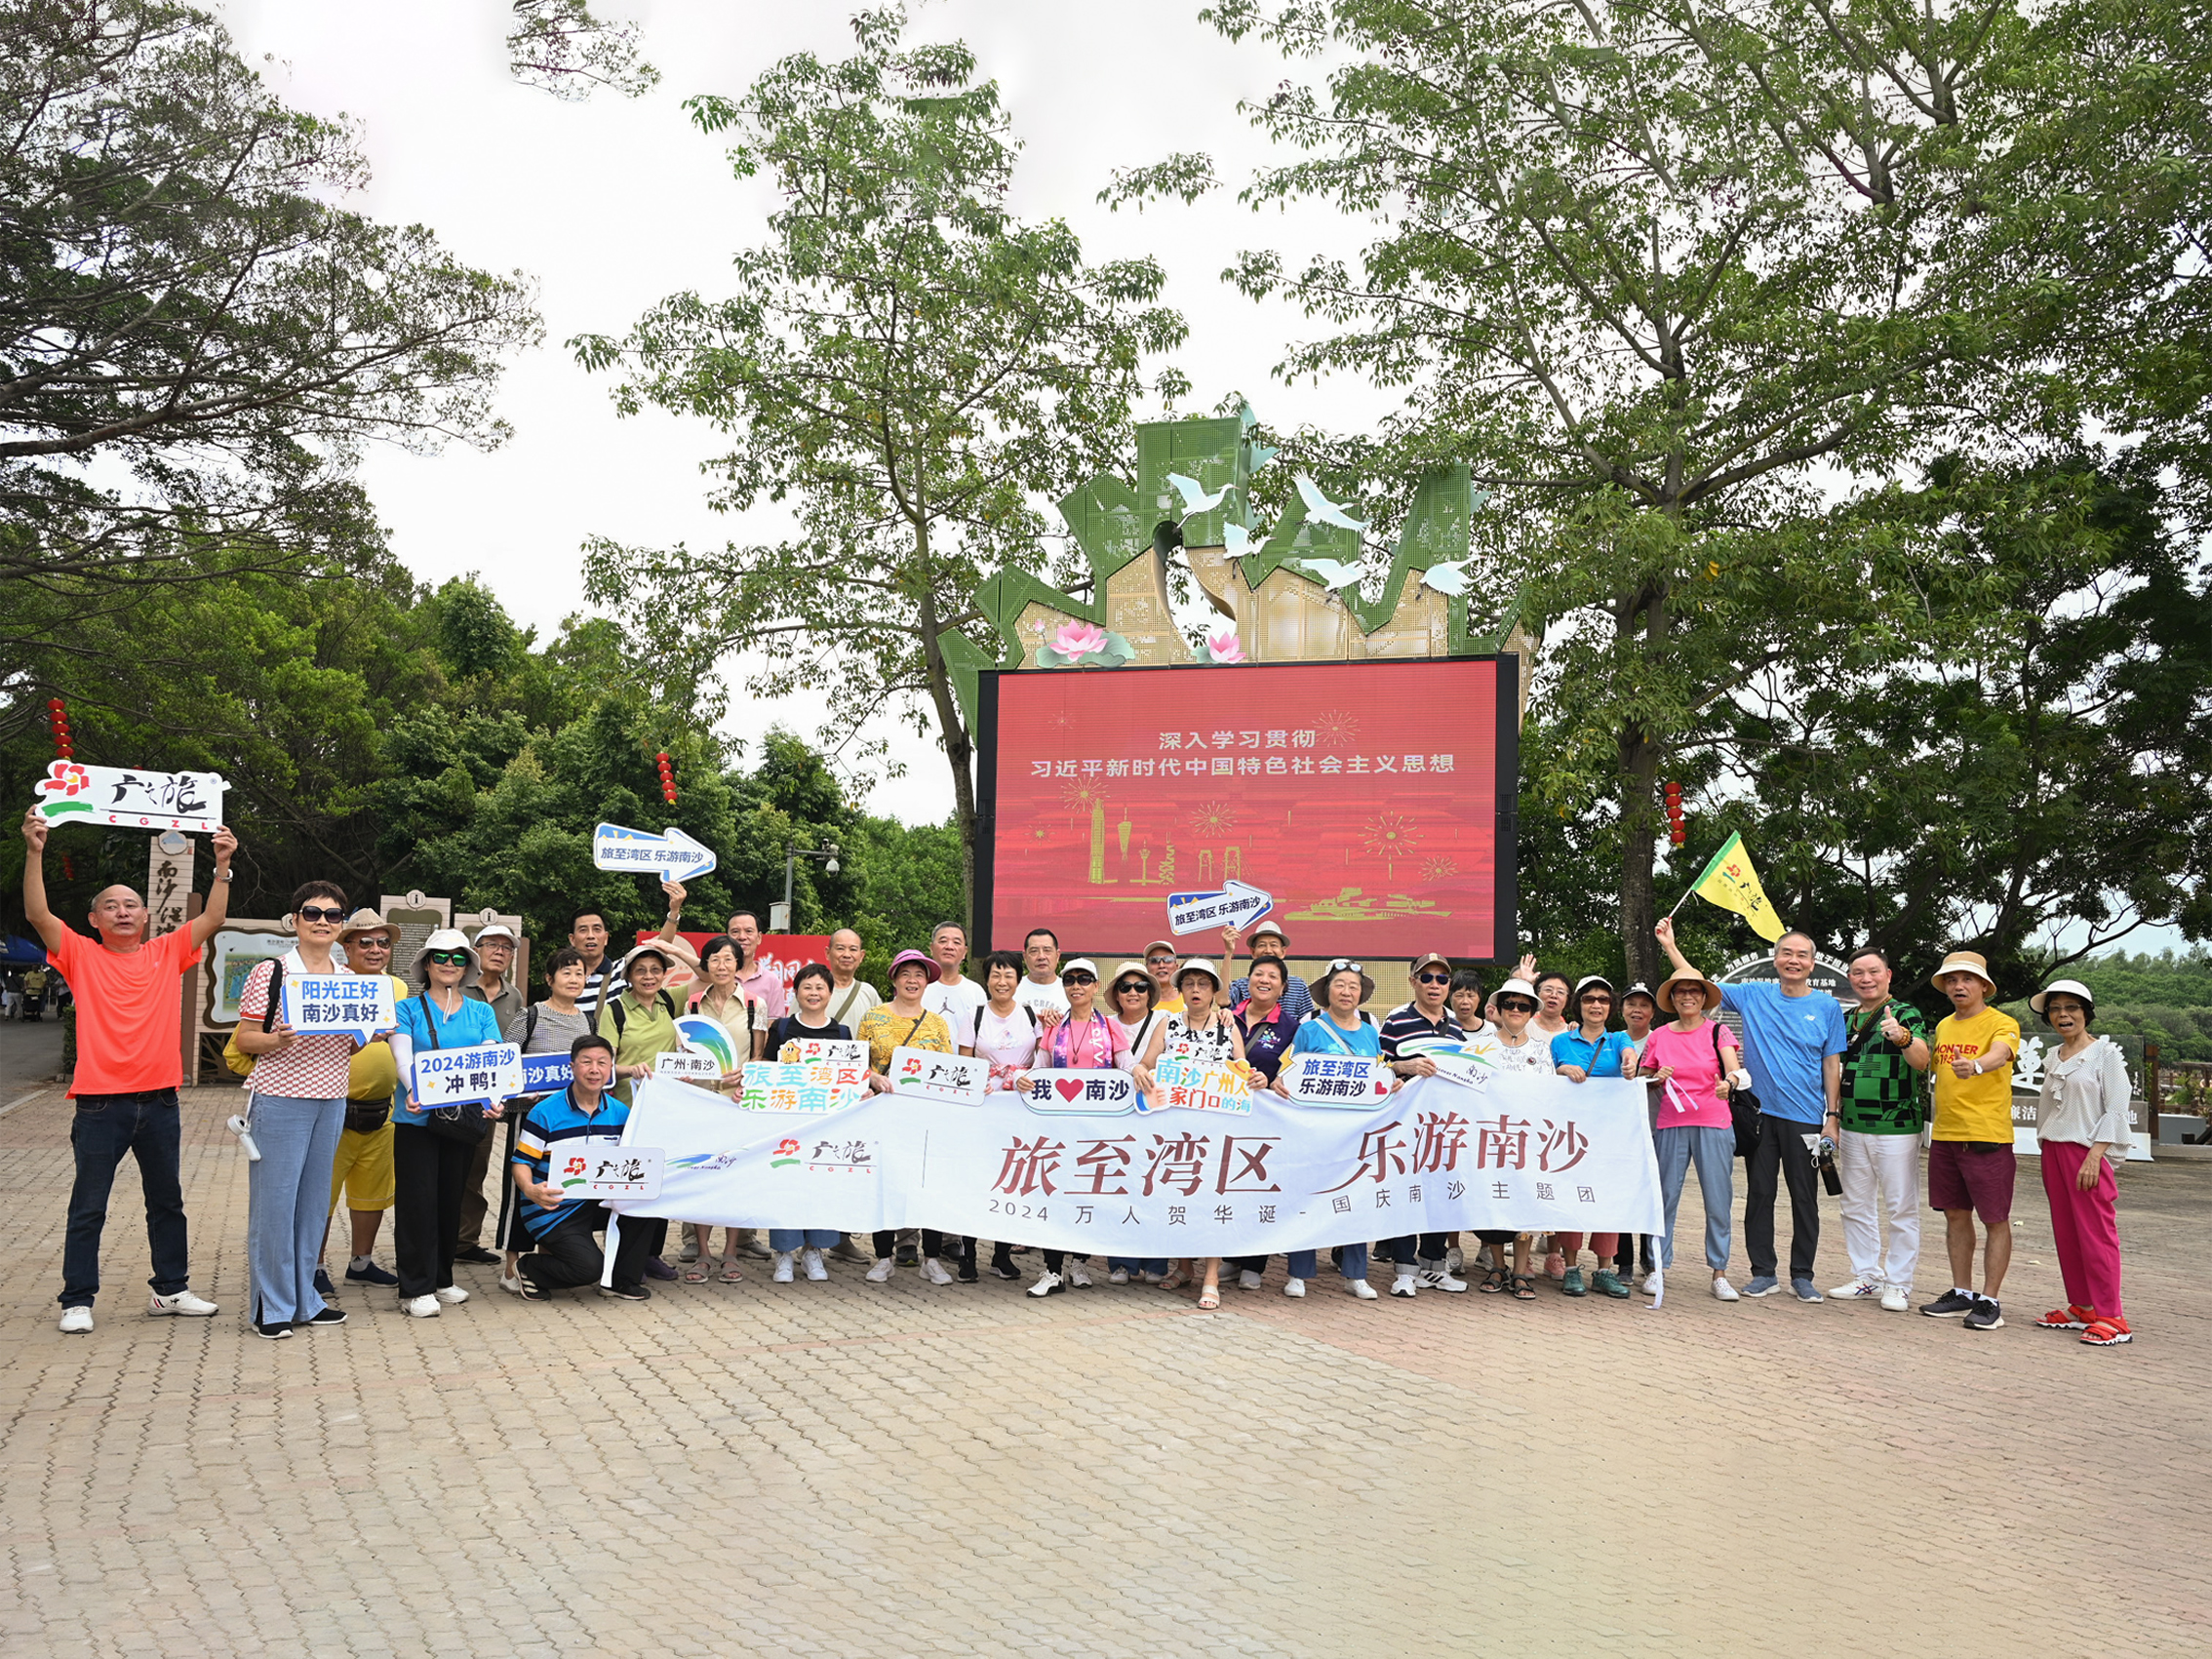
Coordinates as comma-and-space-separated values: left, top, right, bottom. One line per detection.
1109, 1256, 1170, 1274
245, 1092, 345, 1323
1284, 1245, 1367, 1280
769, 1229, 843, 1250
60, 1090, 189, 1308
1655, 1125, 1735, 1271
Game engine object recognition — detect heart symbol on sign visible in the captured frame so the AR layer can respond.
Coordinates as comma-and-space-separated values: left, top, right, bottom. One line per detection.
1054, 1078, 1086, 1102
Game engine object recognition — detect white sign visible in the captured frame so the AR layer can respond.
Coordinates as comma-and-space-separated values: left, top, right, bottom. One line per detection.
1280, 1054, 1396, 1106
591, 820, 718, 882
656, 1049, 723, 1083
737, 1059, 871, 1113
1021, 1069, 1140, 1114
558, 1145, 664, 1203
1427, 1047, 1497, 1091
887, 1047, 990, 1104
775, 1036, 868, 1066
1149, 1053, 1254, 1113
281, 973, 397, 1045
410, 1042, 524, 1111
1165, 877, 1273, 937
34, 762, 227, 832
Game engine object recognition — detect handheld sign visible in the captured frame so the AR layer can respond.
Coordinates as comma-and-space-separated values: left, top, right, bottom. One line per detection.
592, 821, 718, 883
410, 1042, 523, 1111
1022, 1068, 1139, 1115
673, 1014, 741, 1072
736, 1059, 870, 1113
1165, 877, 1273, 937
553, 1145, 664, 1203
281, 973, 397, 1045
1280, 1054, 1396, 1106
775, 1036, 868, 1066
1425, 1042, 1498, 1091
35, 762, 227, 833
888, 1047, 990, 1104
1148, 1053, 1254, 1113
655, 1049, 723, 1083
520, 1052, 573, 1095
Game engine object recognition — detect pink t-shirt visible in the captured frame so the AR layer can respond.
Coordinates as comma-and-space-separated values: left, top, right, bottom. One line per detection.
1641, 1020, 1740, 1129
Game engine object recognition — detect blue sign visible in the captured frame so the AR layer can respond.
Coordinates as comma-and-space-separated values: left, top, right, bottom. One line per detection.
521, 1052, 573, 1095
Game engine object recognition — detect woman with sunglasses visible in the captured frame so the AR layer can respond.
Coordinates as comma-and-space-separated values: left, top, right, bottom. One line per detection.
857, 950, 960, 1284
232, 884, 368, 1337
1471, 978, 1551, 1299
1025, 959, 1127, 1297
679, 935, 765, 1284
1639, 967, 1744, 1301
1547, 975, 1637, 1298
963, 951, 1040, 1284
1101, 963, 1170, 1285
387, 929, 504, 1319
1220, 958, 1302, 1293
1283, 960, 1385, 1300
1131, 960, 1246, 1308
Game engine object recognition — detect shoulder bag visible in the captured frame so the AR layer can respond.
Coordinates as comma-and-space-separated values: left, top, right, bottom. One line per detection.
414, 994, 493, 1146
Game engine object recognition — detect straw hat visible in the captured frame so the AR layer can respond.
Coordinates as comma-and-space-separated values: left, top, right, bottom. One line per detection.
1108, 961, 1157, 1007
1653, 968, 1723, 1012
336, 908, 397, 944
1931, 950, 1995, 993
1249, 920, 1289, 947
1175, 958, 1225, 993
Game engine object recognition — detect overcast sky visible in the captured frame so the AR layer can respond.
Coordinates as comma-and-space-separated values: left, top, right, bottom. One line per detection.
215, 0, 1391, 825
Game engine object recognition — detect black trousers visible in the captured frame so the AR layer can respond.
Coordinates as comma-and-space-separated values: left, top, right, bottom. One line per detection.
877, 1229, 945, 1260
521, 1203, 660, 1293
393, 1127, 475, 1299
1744, 1113, 1821, 1281
1380, 1233, 1450, 1267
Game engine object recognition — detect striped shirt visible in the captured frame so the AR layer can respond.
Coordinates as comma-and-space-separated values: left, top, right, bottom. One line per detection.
1377, 1003, 1463, 1064
239, 952, 359, 1100
511, 1087, 631, 1239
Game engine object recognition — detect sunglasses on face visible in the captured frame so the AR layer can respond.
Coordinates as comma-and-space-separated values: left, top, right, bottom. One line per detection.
352, 937, 391, 950
1063, 972, 1096, 986
426, 950, 470, 966
298, 905, 346, 924
1115, 981, 1149, 996
1415, 970, 1451, 985
1495, 999, 1537, 1013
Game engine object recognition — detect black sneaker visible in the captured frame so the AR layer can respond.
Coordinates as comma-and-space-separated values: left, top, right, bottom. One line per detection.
987, 1258, 1021, 1281
599, 1284, 651, 1302
253, 1321, 294, 1340
1920, 1288, 1978, 1318
345, 1259, 399, 1286
1963, 1295, 2005, 1331
454, 1244, 500, 1266
895, 1244, 920, 1267
312, 1266, 339, 1300
298, 1306, 347, 1326
957, 1264, 979, 1284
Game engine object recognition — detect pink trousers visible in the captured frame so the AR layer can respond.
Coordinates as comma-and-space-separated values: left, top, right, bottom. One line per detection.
2040, 1140, 2123, 1320
1555, 1233, 1619, 1259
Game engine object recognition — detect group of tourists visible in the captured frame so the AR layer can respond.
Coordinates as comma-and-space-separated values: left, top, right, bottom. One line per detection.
21, 807, 2137, 1349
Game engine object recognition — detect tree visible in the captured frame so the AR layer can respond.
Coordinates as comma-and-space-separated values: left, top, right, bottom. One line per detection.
505, 0, 658, 100
0, 0, 540, 738
572, 4, 1186, 930
1106, 0, 2201, 985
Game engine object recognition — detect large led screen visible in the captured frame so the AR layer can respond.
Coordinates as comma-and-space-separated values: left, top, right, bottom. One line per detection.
976, 656, 1517, 962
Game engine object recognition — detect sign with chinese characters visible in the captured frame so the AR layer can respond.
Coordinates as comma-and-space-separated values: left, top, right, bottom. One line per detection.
775, 1036, 868, 1067
591, 821, 717, 882
1423, 1042, 1498, 1091
611, 1074, 1663, 1253
1022, 1069, 1140, 1115
146, 833, 194, 939
409, 1042, 523, 1111
735, 1059, 870, 1114
1165, 878, 1273, 937
1279, 1054, 1395, 1106
555, 1145, 664, 1203
655, 1049, 723, 1083
280, 973, 397, 1045
520, 1052, 573, 1095
1148, 1053, 1254, 1114
887, 1047, 990, 1104
34, 762, 228, 832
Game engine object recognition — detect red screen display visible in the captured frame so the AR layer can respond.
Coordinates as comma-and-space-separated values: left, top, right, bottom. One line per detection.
979, 657, 1514, 961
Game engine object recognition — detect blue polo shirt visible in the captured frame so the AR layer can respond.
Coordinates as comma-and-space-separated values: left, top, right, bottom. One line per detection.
1720, 981, 1848, 1125
1550, 1026, 1634, 1081
393, 992, 503, 1125
511, 1086, 632, 1238
1291, 1013, 1382, 1059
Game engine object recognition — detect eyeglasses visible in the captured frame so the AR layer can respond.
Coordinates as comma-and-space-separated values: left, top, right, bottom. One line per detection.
298, 905, 346, 924
1146, 957, 1175, 968
426, 950, 470, 966
1415, 970, 1451, 985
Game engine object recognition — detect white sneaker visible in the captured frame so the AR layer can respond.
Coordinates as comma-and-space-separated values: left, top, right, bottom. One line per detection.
1346, 1278, 1379, 1300
1238, 1269, 1263, 1291
432, 1284, 468, 1305
1066, 1262, 1092, 1287
771, 1252, 795, 1284
1028, 1270, 1065, 1298
1108, 1267, 1129, 1284
1879, 1282, 1911, 1312
1642, 1270, 1662, 1295
59, 1305, 93, 1334
1710, 1276, 1739, 1302
921, 1256, 954, 1285
1444, 1245, 1464, 1273
498, 1275, 523, 1296
148, 1289, 217, 1317
1416, 1264, 1467, 1293
803, 1248, 828, 1282
1283, 1278, 1306, 1297
864, 1257, 894, 1284
1828, 1276, 1881, 1300
1139, 1270, 1166, 1285
1390, 1272, 1418, 1298
403, 1294, 441, 1319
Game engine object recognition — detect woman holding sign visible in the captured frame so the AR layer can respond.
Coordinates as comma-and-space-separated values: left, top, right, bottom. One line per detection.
756, 963, 852, 1284
1638, 967, 1744, 1302
233, 882, 367, 1339
858, 950, 960, 1285
1284, 960, 1384, 1301
387, 929, 503, 1320
1023, 959, 1128, 1298
681, 935, 766, 1284
1131, 960, 1247, 1309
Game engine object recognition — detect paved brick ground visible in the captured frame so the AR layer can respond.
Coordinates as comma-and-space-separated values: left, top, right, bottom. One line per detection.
2, 1081, 2207, 1657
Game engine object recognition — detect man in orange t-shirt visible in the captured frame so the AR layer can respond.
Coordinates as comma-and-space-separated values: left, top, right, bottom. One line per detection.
21, 807, 238, 1334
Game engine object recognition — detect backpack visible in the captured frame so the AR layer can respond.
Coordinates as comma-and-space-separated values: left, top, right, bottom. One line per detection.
606, 987, 677, 1040
221, 959, 287, 1078
972, 1002, 1039, 1047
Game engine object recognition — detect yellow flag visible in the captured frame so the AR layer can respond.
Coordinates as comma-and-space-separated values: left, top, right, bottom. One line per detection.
1687, 832, 1785, 942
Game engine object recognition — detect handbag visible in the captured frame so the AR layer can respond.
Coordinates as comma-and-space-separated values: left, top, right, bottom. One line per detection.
412, 994, 493, 1146
1717, 1020, 1763, 1158
222, 959, 286, 1077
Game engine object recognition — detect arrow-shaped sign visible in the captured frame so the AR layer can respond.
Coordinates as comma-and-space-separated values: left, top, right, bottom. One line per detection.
592, 821, 718, 883
1165, 877, 1273, 938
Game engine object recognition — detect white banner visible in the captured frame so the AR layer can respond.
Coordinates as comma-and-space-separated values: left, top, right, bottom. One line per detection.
611, 1073, 1662, 1253
34, 761, 228, 832
1020, 1069, 1141, 1113
1278, 1054, 1395, 1107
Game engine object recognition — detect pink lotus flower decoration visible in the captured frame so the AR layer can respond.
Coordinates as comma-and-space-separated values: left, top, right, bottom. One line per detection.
1205, 631, 1245, 663
1052, 620, 1108, 658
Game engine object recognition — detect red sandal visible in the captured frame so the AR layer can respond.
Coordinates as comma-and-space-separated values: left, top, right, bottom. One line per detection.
2035, 1304, 2097, 1330
2080, 1316, 2133, 1346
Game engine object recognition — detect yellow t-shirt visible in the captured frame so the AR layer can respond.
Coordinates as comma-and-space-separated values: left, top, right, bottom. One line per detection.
344, 974, 412, 1102
1931, 1005, 2021, 1141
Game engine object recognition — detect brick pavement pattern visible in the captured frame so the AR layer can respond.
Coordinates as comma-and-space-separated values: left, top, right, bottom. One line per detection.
2, 1085, 2208, 1657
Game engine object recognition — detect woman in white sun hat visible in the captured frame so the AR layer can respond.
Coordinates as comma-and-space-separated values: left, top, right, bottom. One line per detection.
1131, 959, 1246, 1308
387, 928, 502, 1319
2028, 978, 2134, 1347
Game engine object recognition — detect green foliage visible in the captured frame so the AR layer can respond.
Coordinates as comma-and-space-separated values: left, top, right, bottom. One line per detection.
843, 814, 967, 965
505, 0, 658, 100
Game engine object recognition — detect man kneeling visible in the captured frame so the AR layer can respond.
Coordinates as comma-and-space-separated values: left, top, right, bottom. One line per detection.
510, 1035, 656, 1302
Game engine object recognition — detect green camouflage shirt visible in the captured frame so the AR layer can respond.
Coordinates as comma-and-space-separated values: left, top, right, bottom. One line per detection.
1838, 999, 1930, 1134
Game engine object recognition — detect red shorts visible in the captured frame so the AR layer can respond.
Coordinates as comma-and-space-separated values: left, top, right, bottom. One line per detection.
1928, 1139, 2015, 1223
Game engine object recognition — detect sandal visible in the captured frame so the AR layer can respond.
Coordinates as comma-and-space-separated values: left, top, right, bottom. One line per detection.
1509, 1274, 1537, 1301
719, 1259, 745, 1284
1477, 1267, 1508, 1294
1159, 1269, 1190, 1291
1197, 1287, 1220, 1310
681, 1262, 712, 1284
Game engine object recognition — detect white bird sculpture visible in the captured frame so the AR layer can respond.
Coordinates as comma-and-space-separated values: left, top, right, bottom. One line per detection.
1165, 472, 1232, 518
1292, 557, 1366, 590
1422, 558, 1474, 596
1222, 522, 1252, 556
1294, 473, 1367, 533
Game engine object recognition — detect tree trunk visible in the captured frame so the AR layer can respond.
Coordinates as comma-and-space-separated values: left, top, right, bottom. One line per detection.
1619, 726, 1661, 990
913, 551, 978, 943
